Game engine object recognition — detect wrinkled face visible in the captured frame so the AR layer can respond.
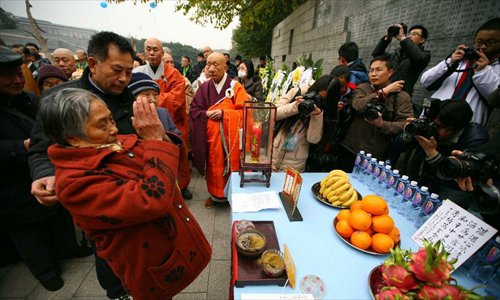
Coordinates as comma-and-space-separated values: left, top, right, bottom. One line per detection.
162, 53, 174, 67
41, 77, 64, 92
474, 29, 500, 61
144, 39, 164, 67
54, 50, 77, 78
137, 89, 159, 106
0, 65, 25, 96
181, 57, 189, 67
406, 28, 425, 46
89, 45, 134, 95
206, 53, 227, 83
369, 60, 393, 86
70, 99, 118, 148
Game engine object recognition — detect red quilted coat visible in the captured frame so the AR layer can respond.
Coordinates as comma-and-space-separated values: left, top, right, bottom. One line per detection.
48, 134, 211, 300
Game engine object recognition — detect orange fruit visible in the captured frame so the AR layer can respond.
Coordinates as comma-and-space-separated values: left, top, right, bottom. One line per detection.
336, 219, 354, 238
372, 215, 395, 234
348, 209, 372, 231
351, 231, 372, 250
350, 201, 363, 211
361, 195, 389, 216
337, 209, 351, 221
371, 233, 395, 253
388, 227, 400, 243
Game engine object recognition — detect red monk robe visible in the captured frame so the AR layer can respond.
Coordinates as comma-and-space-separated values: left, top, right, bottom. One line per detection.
190, 76, 248, 199
154, 63, 190, 190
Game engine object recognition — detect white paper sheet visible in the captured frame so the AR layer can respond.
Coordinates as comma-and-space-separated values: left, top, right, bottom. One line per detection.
231, 191, 282, 213
241, 294, 314, 300
412, 200, 497, 269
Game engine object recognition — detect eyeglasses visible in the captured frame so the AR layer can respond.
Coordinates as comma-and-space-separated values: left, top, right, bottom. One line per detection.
474, 40, 498, 47
406, 31, 422, 37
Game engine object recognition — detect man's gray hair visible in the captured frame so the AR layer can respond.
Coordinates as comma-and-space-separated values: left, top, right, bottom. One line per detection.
39, 88, 103, 146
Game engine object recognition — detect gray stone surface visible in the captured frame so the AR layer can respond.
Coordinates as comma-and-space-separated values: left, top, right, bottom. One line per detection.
271, 0, 500, 102
0, 166, 233, 299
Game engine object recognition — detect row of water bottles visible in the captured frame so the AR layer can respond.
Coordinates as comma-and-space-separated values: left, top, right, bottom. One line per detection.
351, 150, 442, 229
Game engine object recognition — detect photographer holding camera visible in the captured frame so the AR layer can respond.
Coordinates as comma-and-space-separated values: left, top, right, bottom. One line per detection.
306, 66, 354, 171
421, 18, 499, 126
272, 75, 333, 172
339, 55, 413, 171
372, 23, 431, 97
396, 100, 489, 208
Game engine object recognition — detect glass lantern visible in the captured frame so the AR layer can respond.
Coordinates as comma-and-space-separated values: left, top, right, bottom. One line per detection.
239, 101, 276, 187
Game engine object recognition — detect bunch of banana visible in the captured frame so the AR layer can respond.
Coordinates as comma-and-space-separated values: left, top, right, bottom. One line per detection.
319, 169, 357, 207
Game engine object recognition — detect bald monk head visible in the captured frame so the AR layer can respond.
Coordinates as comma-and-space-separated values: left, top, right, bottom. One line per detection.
162, 52, 174, 67
53, 48, 77, 78
202, 46, 213, 59
144, 37, 164, 67
206, 52, 227, 83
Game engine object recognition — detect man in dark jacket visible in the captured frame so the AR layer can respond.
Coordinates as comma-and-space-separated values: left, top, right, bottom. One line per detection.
28, 31, 136, 300
396, 100, 489, 208
332, 42, 369, 86
372, 24, 431, 96
0, 46, 76, 291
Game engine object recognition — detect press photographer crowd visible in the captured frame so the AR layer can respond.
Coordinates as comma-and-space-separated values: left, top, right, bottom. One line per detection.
0, 13, 499, 299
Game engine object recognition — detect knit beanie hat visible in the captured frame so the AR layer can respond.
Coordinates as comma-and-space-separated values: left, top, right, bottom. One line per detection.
37, 65, 68, 86
128, 72, 160, 95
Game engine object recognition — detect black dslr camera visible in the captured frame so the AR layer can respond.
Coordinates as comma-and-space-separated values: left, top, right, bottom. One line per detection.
298, 91, 323, 118
363, 101, 386, 121
403, 119, 437, 141
438, 152, 498, 183
463, 47, 481, 61
387, 23, 407, 37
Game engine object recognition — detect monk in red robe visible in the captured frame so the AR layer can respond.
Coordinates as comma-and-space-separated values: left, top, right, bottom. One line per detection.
134, 37, 192, 200
190, 52, 249, 208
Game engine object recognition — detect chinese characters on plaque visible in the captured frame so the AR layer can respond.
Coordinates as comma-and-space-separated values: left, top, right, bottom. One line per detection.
412, 200, 497, 269
283, 167, 303, 216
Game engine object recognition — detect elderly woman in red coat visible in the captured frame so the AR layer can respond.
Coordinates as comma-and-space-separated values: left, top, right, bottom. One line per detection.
38, 88, 211, 300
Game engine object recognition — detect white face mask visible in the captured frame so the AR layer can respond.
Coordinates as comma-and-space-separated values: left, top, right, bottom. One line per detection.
238, 70, 247, 78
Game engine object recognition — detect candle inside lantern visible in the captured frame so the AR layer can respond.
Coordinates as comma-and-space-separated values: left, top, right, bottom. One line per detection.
250, 122, 262, 163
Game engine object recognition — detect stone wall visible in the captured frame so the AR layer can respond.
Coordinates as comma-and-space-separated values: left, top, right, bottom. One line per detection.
271, 0, 499, 102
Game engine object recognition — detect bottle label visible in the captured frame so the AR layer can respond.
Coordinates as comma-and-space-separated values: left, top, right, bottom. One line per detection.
379, 171, 387, 181
485, 246, 500, 263
387, 176, 395, 186
373, 167, 381, 176
422, 201, 435, 215
412, 192, 423, 206
355, 156, 362, 166
362, 159, 369, 169
404, 186, 413, 200
396, 182, 405, 194
367, 164, 373, 173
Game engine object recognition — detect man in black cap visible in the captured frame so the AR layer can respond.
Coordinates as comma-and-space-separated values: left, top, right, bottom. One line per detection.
0, 46, 67, 291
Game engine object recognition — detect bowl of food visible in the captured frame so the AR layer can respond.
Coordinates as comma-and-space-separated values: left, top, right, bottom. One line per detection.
236, 229, 267, 258
261, 249, 286, 277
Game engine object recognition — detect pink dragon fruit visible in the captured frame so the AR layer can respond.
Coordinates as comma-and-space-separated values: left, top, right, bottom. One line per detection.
408, 240, 455, 287
375, 287, 409, 300
381, 247, 419, 292
418, 284, 461, 300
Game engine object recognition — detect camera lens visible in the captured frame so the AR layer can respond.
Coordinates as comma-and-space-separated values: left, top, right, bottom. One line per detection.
298, 101, 315, 118
439, 157, 464, 180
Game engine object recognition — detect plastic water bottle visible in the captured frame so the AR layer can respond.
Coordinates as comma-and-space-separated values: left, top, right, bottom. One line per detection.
468, 236, 500, 284
392, 175, 409, 210
383, 169, 400, 204
415, 193, 441, 228
368, 161, 384, 190
358, 153, 372, 183
407, 186, 429, 223
376, 165, 391, 196
397, 180, 418, 216
352, 150, 366, 179
363, 157, 377, 185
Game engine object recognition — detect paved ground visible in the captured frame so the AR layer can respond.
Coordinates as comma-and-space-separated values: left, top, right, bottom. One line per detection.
0, 167, 232, 300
